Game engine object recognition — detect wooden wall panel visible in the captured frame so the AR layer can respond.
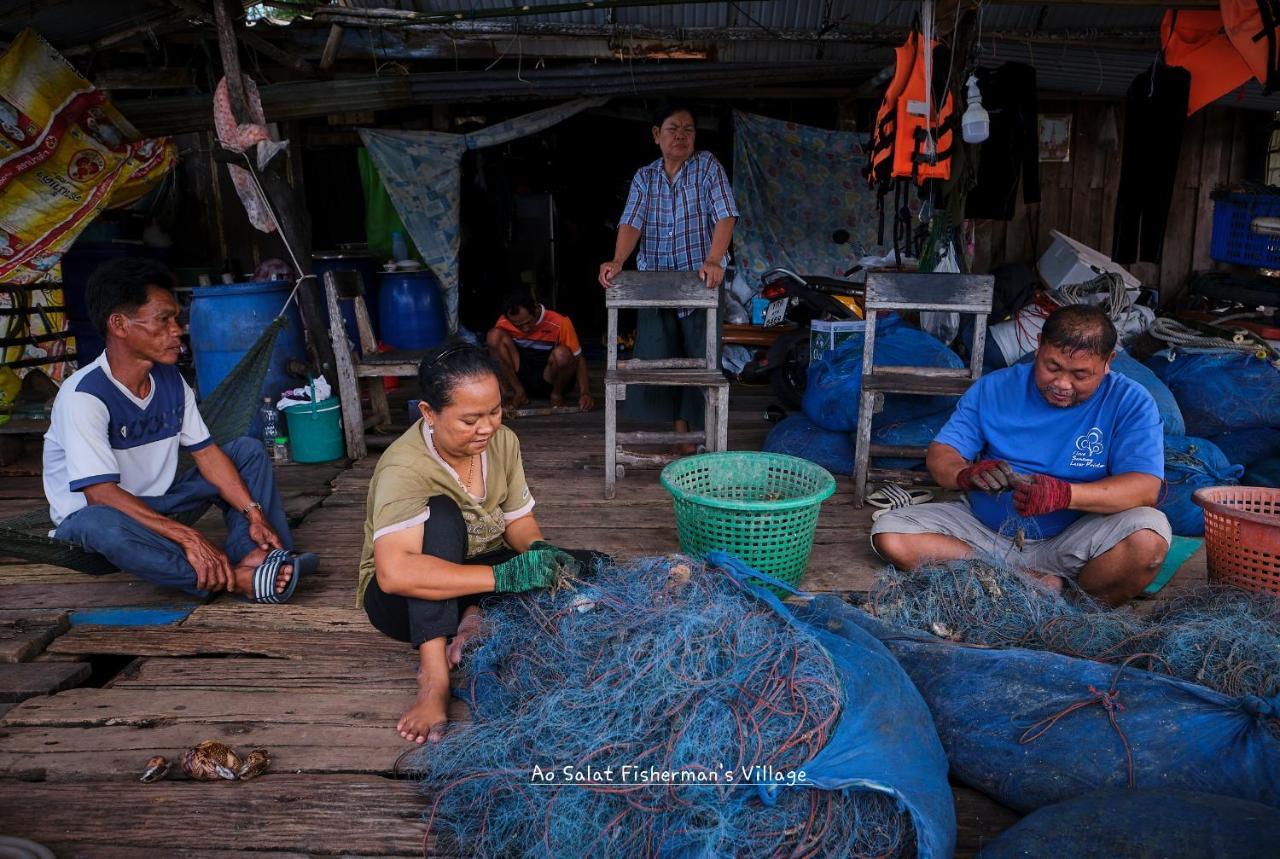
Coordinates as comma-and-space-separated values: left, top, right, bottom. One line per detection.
973, 102, 1252, 306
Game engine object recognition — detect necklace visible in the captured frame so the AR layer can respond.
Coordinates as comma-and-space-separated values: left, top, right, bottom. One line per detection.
464, 454, 476, 492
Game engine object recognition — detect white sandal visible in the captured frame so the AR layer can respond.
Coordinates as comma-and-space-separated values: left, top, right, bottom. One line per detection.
866, 484, 935, 521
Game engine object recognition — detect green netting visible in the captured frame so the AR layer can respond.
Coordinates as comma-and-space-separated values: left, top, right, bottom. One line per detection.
0, 318, 287, 573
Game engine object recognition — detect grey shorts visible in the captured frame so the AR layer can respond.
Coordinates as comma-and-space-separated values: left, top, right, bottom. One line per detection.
869, 501, 1172, 579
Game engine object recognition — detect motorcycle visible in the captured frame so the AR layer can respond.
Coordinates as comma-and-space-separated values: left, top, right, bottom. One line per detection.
737, 267, 864, 409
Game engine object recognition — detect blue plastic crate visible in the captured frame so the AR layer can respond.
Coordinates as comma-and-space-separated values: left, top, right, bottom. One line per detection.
1210, 193, 1280, 268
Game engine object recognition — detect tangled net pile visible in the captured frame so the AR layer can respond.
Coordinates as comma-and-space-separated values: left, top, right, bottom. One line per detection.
870, 558, 1279, 736
412, 556, 911, 858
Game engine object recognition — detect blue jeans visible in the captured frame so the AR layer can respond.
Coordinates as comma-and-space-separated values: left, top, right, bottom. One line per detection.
54, 437, 293, 596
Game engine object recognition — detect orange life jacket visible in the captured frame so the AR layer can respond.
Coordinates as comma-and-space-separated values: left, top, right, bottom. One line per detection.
891, 34, 954, 183
1222, 0, 1280, 94
1162, 10, 1254, 114
866, 32, 918, 190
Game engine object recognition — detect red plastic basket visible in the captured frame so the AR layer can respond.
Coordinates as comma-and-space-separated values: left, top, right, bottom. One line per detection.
1192, 486, 1280, 595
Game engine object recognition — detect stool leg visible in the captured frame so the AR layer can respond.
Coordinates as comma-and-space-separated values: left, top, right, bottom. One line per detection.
716, 384, 729, 452
702, 385, 714, 451
852, 388, 876, 508
605, 382, 618, 500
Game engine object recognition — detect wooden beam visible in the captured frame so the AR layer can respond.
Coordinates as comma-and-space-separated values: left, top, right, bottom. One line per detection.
94, 68, 196, 90
319, 0, 348, 72
240, 29, 316, 75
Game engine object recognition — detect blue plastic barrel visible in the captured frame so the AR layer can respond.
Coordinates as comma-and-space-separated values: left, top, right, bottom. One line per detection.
312, 252, 380, 346
378, 270, 446, 349
188, 281, 306, 402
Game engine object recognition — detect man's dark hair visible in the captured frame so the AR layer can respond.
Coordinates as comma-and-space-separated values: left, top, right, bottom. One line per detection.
652, 100, 697, 129
86, 258, 175, 336
418, 338, 499, 411
1040, 304, 1118, 359
502, 288, 538, 319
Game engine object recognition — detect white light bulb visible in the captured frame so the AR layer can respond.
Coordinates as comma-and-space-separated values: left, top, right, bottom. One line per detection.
962, 74, 990, 145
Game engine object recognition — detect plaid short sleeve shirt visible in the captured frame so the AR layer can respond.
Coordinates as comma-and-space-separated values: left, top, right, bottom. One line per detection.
619, 150, 738, 272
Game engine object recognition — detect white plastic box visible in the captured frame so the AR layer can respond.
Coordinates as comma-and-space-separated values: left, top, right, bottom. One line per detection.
1038, 230, 1141, 292
810, 319, 866, 365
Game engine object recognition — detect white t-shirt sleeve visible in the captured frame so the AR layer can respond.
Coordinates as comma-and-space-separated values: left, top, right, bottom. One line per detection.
59, 392, 121, 491
179, 377, 213, 451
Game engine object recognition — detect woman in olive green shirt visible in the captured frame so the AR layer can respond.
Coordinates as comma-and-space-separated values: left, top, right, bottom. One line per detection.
360, 342, 603, 745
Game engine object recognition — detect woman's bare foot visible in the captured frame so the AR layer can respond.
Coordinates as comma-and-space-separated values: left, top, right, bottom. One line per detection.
446, 608, 484, 667
232, 547, 293, 596
402, 638, 450, 744
398, 681, 450, 744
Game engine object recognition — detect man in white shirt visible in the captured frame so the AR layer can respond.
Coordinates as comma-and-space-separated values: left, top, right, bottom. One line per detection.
44, 258, 315, 602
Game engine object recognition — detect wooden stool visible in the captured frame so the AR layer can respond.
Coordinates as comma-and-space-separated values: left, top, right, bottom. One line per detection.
851, 272, 994, 507
604, 271, 729, 499
324, 269, 432, 461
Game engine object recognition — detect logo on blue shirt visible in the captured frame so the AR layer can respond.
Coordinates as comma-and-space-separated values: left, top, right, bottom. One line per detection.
1070, 427, 1106, 469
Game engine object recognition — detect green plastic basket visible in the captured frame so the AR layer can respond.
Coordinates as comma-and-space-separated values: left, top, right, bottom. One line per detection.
660, 452, 837, 591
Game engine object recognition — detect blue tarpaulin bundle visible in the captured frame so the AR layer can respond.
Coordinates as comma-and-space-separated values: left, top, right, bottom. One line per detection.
763, 411, 951, 474
1245, 457, 1280, 488
814, 598, 1280, 814
415, 554, 957, 858
1208, 428, 1280, 471
803, 315, 963, 433
1110, 350, 1185, 437
976, 789, 1280, 859
1159, 435, 1245, 536
1145, 350, 1280, 436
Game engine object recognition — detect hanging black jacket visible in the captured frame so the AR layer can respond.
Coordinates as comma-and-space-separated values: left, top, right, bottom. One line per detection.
964, 62, 1042, 221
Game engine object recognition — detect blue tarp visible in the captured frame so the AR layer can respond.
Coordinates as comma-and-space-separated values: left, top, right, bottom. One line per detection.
710, 553, 957, 859
823, 600, 1280, 814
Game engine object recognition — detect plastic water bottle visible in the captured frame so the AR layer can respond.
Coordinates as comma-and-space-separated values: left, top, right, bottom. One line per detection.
273, 436, 291, 465
391, 230, 408, 263
259, 398, 280, 458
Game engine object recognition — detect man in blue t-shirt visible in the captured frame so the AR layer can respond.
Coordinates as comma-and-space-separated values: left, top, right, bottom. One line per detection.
44, 258, 315, 603
872, 305, 1170, 605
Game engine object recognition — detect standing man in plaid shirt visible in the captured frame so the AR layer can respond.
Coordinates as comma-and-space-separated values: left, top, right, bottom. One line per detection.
597, 101, 738, 447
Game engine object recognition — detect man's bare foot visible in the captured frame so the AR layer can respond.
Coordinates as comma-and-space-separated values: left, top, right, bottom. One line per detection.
1030, 572, 1064, 595
446, 608, 484, 667
232, 548, 293, 596
399, 681, 450, 744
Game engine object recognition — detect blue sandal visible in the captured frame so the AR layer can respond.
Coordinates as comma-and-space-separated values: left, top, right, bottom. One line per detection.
246, 549, 314, 604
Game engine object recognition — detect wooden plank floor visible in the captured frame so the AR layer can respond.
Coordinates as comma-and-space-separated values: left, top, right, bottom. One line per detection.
0, 381, 1207, 856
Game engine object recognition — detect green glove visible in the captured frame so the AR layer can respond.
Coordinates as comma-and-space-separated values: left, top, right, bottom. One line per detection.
492, 547, 580, 593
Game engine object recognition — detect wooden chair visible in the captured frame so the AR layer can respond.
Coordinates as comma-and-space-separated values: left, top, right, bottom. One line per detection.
324, 269, 432, 461
604, 271, 729, 499
851, 272, 995, 507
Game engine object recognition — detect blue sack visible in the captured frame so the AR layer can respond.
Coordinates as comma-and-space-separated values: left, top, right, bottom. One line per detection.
977, 789, 1280, 859
803, 314, 964, 432
1160, 435, 1245, 537
1111, 350, 1185, 437
818, 599, 1280, 814
1210, 428, 1280, 469
709, 553, 958, 859
764, 411, 952, 473
1145, 350, 1280, 435
1245, 457, 1280, 488
763, 415, 853, 474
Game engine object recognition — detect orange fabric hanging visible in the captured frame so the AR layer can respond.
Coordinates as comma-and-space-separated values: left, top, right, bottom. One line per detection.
891, 34, 954, 182
1222, 0, 1280, 93
1161, 10, 1254, 114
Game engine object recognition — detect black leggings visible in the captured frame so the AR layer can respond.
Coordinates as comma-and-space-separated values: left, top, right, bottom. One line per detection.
362, 495, 604, 648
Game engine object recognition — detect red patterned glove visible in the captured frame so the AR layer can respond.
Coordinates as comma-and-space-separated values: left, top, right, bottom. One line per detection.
955, 459, 1016, 493
1013, 473, 1073, 517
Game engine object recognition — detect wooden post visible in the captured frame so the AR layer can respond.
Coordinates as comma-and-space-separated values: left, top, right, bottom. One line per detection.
209, 0, 339, 395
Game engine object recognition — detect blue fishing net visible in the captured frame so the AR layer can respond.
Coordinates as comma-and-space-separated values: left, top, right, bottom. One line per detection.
409, 556, 948, 858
